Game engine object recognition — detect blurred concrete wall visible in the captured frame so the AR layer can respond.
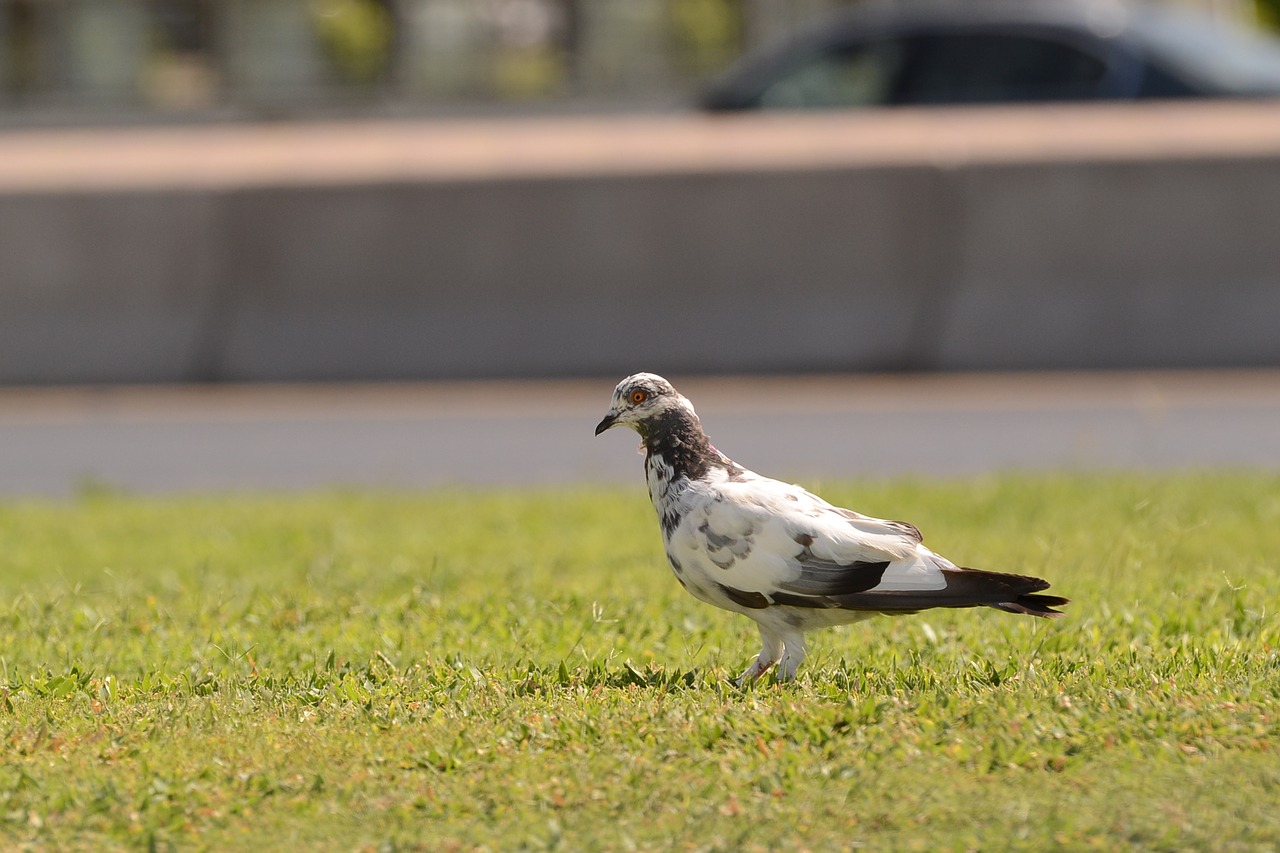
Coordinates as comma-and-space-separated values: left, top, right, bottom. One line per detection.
2, 102, 1280, 383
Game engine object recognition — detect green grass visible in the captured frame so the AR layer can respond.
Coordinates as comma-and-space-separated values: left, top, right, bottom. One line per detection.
2, 473, 1278, 851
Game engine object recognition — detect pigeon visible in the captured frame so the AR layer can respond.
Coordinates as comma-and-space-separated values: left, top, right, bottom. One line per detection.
594, 372, 1068, 684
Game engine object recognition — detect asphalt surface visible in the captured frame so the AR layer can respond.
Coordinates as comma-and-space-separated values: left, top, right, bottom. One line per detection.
1, 371, 1278, 498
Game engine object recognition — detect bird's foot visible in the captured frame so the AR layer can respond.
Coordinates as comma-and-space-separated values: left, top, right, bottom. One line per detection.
735, 657, 775, 687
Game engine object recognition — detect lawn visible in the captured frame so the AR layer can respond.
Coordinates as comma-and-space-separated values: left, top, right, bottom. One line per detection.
1, 473, 1278, 851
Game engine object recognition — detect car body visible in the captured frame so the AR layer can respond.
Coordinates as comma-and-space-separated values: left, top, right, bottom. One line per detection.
701, 0, 1280, 111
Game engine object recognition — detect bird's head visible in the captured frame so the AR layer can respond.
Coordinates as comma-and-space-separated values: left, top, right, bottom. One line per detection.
594, 373, 694, 439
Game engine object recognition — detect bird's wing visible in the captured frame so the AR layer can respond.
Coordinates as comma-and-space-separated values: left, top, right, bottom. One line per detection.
673, 472, 950, 608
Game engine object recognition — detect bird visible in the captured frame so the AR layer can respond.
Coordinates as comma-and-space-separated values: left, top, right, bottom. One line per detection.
594, 372, 1068, 684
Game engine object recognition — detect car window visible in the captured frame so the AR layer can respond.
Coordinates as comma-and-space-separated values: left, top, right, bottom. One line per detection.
756, 39, 907, 109
893, 32, 1112, 104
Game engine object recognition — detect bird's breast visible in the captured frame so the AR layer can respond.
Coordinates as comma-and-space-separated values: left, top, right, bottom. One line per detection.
645, 453, 688, 538
664, 545, 742, 611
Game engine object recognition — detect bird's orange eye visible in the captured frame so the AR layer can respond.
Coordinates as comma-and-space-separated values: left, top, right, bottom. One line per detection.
630, 390, 648, 405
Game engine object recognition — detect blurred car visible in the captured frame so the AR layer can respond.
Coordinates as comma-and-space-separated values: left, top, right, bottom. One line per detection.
700, 0, 1280, 111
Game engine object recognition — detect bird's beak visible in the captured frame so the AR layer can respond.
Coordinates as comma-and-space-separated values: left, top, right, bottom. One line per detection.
594, 412, 618, 436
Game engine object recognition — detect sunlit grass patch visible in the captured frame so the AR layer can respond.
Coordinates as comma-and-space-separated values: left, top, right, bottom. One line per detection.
1, 473, 1278, 851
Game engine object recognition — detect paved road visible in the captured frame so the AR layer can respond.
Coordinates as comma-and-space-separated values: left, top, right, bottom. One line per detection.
1, 371, 1277, 497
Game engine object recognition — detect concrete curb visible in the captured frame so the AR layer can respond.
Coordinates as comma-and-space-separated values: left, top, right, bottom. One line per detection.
4, 104, 1279, 383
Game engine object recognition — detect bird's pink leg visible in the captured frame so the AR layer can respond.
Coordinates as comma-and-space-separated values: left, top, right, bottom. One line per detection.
776, 634, 808, 683
736, 628, 783, 686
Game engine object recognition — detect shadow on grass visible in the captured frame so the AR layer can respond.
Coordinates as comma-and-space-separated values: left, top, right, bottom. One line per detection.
514, 660, 708, 694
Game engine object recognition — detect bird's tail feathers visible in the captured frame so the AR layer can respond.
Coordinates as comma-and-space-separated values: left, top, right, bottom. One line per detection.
946, 567, 1069, 618
989, 593, 1070, 618
823, 566, 1069, 617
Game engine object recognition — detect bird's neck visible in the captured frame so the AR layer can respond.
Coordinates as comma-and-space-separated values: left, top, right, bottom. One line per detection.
642, 407, 743, 538
641, 407, 733, 483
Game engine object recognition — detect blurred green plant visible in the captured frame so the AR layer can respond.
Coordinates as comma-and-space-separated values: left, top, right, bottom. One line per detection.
1259, 0, 1280, 31
310, 0, 394, 84
493, 48, 565, 100
669, 0, 744, 76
